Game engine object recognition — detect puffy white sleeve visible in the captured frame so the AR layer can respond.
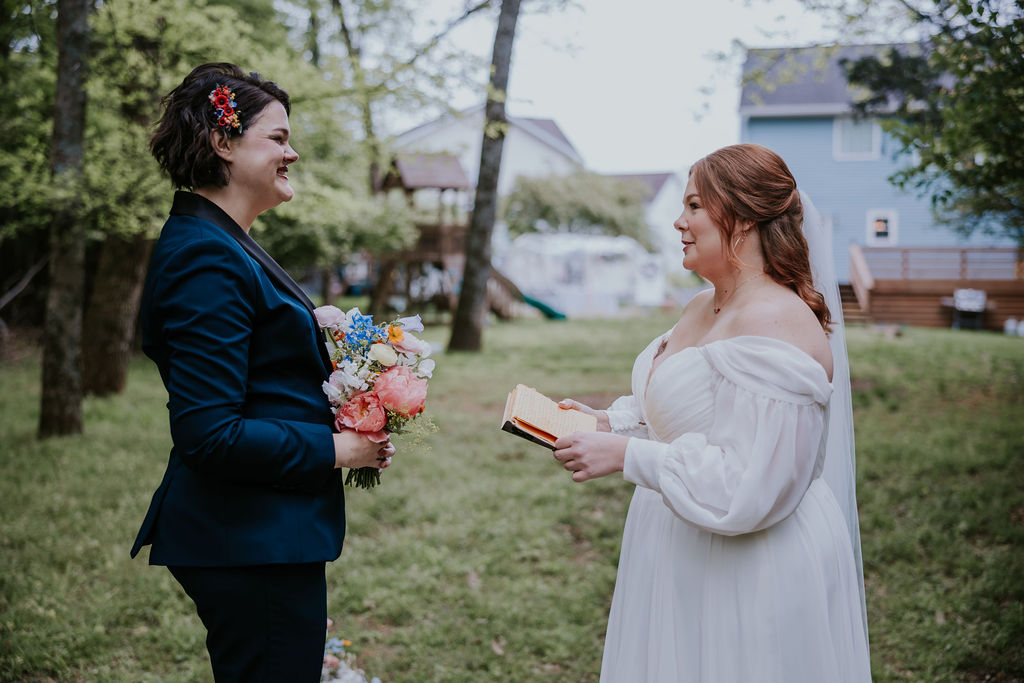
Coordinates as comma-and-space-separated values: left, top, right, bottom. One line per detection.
623, 370, 827, 536
605, 395, 649, 438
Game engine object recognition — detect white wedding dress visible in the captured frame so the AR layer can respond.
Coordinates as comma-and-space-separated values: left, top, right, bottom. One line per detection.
600, 334, 872, 682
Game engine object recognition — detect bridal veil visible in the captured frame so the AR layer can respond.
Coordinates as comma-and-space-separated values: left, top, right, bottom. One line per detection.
800, 190, 869, 647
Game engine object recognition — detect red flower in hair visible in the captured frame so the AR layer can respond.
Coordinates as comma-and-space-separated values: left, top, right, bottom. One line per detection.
208, 85, 242, 132
212, 92, 231, 109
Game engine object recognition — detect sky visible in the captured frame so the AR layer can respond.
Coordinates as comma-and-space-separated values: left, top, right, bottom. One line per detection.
390, 0, 836, 175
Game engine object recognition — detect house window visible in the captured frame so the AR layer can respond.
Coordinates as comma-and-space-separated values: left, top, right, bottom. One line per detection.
834, 117, 881, 160
866, 209, 898, 245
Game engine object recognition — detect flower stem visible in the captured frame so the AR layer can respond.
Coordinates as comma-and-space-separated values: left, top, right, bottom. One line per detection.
344, 466, 381, 489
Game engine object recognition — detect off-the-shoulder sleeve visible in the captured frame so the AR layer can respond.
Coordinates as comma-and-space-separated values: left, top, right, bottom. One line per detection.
622, 354, 828, 536
153, 234, 335, 491
605, 395, 648, 438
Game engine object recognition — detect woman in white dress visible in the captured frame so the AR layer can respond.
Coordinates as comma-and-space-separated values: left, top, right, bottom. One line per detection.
554, 144, 871, 682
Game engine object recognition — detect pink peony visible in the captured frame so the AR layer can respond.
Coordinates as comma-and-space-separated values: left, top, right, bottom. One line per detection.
373, 365, 428, 418
336, 392, 386, 435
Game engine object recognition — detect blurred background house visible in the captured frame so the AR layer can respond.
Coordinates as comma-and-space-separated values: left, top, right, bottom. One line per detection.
740, 45, 1023, 330
380, 105, 681, 318
392, 103, 584, 198
501, 233, 665, 318
605, 172, 688, 282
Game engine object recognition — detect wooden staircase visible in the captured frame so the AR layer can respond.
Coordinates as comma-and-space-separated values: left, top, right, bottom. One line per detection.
839, 283, 869, 324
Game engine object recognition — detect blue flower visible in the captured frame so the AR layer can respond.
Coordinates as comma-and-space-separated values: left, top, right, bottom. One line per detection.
324, 637, 348, 655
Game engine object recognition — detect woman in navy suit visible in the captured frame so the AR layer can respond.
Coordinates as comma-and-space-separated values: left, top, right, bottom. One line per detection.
131, 62, 394, 681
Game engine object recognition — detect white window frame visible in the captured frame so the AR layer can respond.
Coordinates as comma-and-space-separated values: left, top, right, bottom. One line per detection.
866, 209, 898, 246
833, 117, 881, 161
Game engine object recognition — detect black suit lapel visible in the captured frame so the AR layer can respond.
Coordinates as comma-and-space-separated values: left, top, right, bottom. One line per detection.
170, 192, 334, 372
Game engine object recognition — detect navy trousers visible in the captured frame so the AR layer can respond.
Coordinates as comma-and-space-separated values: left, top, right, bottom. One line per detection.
169, 563, 327, 682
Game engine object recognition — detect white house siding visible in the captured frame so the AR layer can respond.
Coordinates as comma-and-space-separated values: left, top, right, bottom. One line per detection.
392, 108, 582, 197
743, 116, 1014, 282
645, 175, 688, 278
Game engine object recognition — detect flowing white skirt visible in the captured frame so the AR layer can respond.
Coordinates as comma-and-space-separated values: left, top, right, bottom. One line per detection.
600, 478, 871, 682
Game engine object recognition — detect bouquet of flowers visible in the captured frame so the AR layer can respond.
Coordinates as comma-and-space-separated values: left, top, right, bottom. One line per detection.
314, 305, 435, 489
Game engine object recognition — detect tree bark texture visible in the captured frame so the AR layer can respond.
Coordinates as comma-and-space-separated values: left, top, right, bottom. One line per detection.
369, 260, 396, 319
39, 0, 89, 438
82, 234, 153, 396
77, 11, 161, 398
448, 0, 521, 352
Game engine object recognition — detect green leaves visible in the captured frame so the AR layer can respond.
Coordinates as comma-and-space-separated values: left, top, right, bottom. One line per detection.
502, 171, 655, 249
840, 0, 1024, 244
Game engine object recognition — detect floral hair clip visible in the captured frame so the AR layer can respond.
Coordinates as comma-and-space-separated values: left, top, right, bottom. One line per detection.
209, 85, 242, 133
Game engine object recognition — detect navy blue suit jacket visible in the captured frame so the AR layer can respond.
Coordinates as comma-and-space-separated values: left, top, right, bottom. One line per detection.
131, 191, 344, 566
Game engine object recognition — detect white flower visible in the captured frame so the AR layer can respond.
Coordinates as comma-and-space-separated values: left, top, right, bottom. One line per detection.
314, 305, 346, 329
416, 358, 435, 378
395, 314, 424, 333
336, 359, 371, 394
323, 376, 345, 404
393, 332, 431, 356
368, 343, 399, 367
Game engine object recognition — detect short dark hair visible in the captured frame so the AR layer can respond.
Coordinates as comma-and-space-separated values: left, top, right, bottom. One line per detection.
150, 62, 291, 190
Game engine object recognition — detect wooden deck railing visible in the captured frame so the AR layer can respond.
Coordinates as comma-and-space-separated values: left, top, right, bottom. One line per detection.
846, 245, 1024, 330
855, 246, 1023, 280
848, 244, 874, 314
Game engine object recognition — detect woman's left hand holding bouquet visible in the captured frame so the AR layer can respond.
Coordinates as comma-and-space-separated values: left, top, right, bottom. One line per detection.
333, 430, 395, 471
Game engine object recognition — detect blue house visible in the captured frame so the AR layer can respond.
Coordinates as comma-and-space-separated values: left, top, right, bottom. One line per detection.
740, 45, 1022, 329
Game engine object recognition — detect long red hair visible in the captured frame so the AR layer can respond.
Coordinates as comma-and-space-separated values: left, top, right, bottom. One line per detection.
689, 143, 832, 332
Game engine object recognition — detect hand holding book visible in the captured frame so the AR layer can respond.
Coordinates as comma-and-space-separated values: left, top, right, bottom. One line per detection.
501, 384, 598, 449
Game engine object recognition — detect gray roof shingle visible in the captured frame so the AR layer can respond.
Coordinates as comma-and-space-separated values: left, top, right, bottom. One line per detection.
741, 43, 916, 116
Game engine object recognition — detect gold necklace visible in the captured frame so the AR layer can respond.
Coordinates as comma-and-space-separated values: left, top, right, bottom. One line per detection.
713, 272, 764, 314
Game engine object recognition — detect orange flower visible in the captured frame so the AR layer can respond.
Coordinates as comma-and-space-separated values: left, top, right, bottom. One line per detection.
388, 324, 405, 344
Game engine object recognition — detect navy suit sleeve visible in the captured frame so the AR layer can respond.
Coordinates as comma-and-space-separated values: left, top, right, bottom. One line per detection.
152, 234, 336, 491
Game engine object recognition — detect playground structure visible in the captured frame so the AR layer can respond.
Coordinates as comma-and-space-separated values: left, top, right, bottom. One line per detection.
370, 153, 555, 320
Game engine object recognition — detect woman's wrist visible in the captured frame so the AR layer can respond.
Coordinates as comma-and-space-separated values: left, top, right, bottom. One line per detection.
332, 432, 351, 469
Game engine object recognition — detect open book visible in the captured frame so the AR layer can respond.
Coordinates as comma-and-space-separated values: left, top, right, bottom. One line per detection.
501, 384, 598, 449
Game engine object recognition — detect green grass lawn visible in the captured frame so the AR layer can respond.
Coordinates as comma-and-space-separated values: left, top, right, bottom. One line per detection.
1, 314, 1022, 682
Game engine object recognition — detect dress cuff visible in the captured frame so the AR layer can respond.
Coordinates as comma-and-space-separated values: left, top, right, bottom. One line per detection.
607, 409, 643, 434
622, 438, 666, 492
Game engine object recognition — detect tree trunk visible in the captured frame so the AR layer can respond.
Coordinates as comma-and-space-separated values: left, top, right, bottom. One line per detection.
448, 0, 521, 352
82, 233, 153, 396
39, 0, 90, 438
77, 11, 161, 397
369, 260, 395, 319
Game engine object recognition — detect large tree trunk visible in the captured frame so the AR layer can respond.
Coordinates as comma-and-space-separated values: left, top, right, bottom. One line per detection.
369, 260, 395, 319
82, 233, 153, 396
39, 0, 90, 438
448, 0, 520, 352
78, 15, 161, 397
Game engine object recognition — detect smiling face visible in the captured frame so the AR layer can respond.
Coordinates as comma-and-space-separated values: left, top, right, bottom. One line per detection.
224, 100, 298, 212
673, 177, 729, 277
